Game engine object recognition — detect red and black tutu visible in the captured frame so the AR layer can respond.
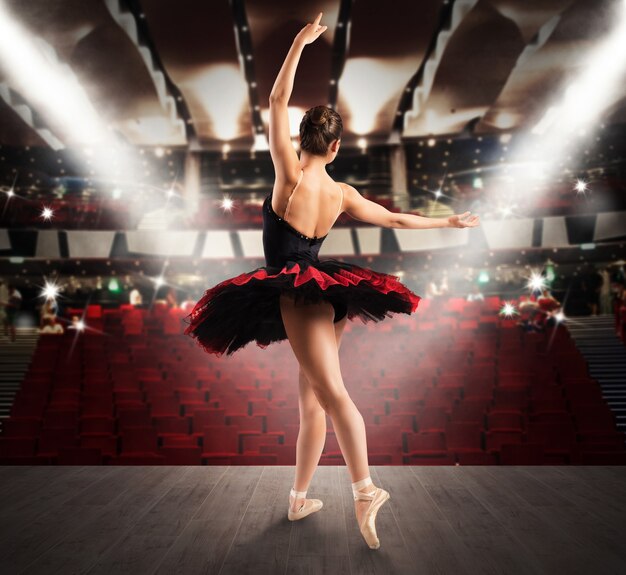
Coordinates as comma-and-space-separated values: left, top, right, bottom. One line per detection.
183, 257, 421, 357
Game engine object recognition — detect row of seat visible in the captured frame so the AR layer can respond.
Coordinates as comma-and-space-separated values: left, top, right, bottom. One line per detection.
1, 307, 625, 465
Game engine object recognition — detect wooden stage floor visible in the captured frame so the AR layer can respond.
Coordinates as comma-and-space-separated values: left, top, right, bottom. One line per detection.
0, 465, 625, 574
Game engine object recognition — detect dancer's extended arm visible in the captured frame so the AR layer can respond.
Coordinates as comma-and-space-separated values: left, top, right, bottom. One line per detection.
342, 183, 480, 230
269, 13, 327, 180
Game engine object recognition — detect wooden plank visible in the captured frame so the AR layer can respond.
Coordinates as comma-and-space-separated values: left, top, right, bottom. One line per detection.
18, 466, 184, 574
152, 466, 263, 574
461, 466, 593, 574
0, 466, 91, 511
517, 467, 626, 567
0, 466, 146, 572
218, 466, 294, 575
88, 466, 229, 574
485, 466, 625, 573
416, 466, 544, 575
338, 466, 418, 574
0, 466, 120, 543
285, 466, 351, 566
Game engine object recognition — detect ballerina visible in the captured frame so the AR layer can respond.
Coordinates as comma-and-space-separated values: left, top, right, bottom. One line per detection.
184, 11, 479, 549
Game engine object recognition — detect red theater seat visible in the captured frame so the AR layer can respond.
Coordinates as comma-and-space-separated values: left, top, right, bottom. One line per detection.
57, 447, 103, 465
153, 416, 190, 437
158, 446, 202, 465
241, 433, 282, 452
406, 432, 447, 457
117, 408, 153, 429
499, 443, 545, 465
415, 407, 448, 432
2, 417, 42, 437
0, 436, 37, 458
485, 430, 524, 452
202, 426, 239, 455
574, 406, 619, 432
445, 422, 483, 452
260, 444, 297, 465
37, 428, 79, 460
80, 434, 118, 458
486, 412, 524, 432
120, 427, 158, 454
80, 416, 116, 434
450, 400, 488, 424
226, 414, 264, 433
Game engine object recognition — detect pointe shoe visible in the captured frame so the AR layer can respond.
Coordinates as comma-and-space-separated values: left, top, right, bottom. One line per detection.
354, 486, 390, 549
287, 488, 323, 521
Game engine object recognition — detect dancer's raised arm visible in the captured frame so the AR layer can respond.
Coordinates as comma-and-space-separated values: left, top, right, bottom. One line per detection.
269, 12, 327, 181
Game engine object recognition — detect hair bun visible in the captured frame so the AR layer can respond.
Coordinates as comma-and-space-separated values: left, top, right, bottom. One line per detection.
309, 108, 327, 126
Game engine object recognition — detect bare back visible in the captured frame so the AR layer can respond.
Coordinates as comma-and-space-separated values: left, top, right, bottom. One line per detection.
271, 169, 344, 240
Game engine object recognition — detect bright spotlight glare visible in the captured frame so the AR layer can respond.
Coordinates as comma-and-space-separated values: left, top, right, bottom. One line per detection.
554, 310, 566, 322
154, 276, 165, 288
526, 272, 547, 292
499, 302, 518, 317
74, 319, 86, 331
40, 206, 54, 221
40, 280, 60, 300
574, 179, 588, 194
221, 198, 234, 210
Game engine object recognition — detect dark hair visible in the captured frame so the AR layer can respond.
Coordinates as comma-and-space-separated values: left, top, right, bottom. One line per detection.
299, 105, 342, 156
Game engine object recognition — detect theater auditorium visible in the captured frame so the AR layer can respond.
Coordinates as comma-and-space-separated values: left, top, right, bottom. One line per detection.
0, 1, 625, 573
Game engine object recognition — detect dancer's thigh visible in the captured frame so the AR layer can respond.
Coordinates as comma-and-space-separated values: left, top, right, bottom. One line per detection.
297, 313, 348, 415
279, 294, 348, 410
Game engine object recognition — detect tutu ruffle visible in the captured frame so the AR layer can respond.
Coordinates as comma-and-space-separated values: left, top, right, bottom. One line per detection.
183, 257, 421, 357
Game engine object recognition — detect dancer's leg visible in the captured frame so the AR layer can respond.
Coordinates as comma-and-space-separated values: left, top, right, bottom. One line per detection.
279, 294, 375, 513
290, 315, 347, 511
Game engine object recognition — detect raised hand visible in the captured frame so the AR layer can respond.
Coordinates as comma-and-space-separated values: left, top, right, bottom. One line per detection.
448, 211, 481, 228
295, 12, 327, 46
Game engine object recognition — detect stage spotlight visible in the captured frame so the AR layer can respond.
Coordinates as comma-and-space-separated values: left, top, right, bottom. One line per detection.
221, 197, 234, 211
499, 302, 518, 317
40, 279, 60, 301
155, 147, 165, 158
526, 271, 547, 293
574, 179, 588, 194
40, 206, 53, 221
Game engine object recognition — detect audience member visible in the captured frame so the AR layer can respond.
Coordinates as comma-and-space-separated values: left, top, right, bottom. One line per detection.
39, 316, 64, 334
467, 284, 484, 302
4, 283, 22, 342
129, 286, 143, 306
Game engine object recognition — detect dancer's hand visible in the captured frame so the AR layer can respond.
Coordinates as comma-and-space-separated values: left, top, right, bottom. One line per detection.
295, 12, 327, 46
448, 211, 480, 228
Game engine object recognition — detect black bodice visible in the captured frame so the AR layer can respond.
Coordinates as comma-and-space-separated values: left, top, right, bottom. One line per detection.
263, 193, 327, 267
